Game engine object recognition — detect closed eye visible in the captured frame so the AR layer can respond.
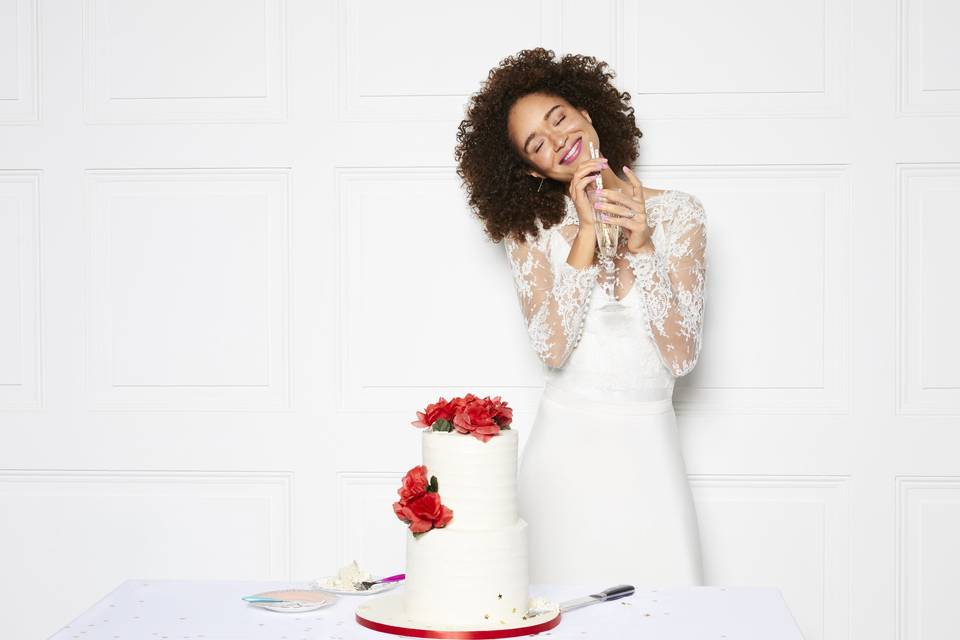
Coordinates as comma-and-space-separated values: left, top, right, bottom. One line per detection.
534, 116, 566, 153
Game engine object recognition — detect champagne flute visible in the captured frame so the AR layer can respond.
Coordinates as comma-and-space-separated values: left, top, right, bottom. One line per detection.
588, 141, 621, 308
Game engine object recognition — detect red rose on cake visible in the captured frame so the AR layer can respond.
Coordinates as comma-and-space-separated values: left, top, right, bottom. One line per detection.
486, 395, 513, 426
453, 400, 501, 442
393, 465, 454, 536
397, 464, 429, 503
410, 398, 458, 429
410, 394, 513, 443
396, 492, 454, 534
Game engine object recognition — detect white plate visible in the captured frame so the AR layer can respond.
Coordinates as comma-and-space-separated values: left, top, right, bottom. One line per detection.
309, 578, 401, 596
254, 600, 333, 613
245, 589, 338, 613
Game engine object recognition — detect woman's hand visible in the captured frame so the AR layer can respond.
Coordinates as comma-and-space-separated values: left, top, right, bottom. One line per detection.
567, 157, 608, 229
594, 167, 651, 254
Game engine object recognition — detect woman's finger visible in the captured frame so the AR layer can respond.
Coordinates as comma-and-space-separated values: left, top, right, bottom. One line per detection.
572, 158, 607, 182
596, 188, 639, 208
597, 214, 643, 230
596, 204, 643, 225
574, 174, 597, 196
594, 200, 643, 219
571, 166, 604, 197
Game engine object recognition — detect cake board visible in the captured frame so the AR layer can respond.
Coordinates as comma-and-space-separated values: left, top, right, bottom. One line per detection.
356, 591, 561, 639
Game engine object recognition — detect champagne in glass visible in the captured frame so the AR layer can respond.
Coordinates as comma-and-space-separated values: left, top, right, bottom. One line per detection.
589, 141, 620, 258
588, 141, 621, 308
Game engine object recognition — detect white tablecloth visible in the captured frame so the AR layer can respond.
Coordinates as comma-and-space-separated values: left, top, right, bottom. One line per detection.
49, 580, 804, 639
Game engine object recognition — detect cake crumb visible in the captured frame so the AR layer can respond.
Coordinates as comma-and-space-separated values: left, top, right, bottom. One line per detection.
484, 614, 489, 620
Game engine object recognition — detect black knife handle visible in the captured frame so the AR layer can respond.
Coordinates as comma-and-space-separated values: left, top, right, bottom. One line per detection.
595, 584, 635, 601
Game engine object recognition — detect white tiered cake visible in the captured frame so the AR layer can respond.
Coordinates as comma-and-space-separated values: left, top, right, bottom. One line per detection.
356, 395, 558, 636
402, 428, 529, 626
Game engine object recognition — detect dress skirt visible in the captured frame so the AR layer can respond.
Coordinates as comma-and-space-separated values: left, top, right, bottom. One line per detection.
518, 383, 705, 586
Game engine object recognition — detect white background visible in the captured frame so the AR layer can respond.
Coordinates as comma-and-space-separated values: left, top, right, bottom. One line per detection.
1, 1, 959, 639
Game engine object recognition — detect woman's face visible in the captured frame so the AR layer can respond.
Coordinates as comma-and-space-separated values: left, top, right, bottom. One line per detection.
507, 92, 598, 183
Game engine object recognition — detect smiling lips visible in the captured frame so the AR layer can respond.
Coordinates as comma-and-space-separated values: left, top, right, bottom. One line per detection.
560, 138, 583, 165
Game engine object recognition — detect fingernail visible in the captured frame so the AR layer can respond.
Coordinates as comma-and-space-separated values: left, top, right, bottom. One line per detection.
601, 213, 609, 221
594, 202, 603, 209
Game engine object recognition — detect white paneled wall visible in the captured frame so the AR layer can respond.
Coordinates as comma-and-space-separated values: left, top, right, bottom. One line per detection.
1, 1, 958, 639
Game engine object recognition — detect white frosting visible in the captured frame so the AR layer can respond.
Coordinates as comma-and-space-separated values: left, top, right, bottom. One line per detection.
402, 429, 529, 626
421, 429, 518, 530
314, 560, 372, 591
403, 521, 528, 625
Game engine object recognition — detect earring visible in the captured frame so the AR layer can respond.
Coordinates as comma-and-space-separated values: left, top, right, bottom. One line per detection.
537, 177, 544, 193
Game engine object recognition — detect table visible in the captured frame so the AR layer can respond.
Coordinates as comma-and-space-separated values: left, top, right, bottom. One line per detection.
49, 580, 805, 639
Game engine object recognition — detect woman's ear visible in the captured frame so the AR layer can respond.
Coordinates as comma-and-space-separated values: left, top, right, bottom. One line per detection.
580, 108, 592, 124
528, 170, 545, 179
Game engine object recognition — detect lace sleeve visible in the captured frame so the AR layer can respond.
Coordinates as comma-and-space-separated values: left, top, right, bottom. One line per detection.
504, 230, 601, 369
626, 192, 707, 377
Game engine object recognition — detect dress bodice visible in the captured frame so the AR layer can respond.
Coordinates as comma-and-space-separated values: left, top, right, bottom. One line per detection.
503, 190, 708, 403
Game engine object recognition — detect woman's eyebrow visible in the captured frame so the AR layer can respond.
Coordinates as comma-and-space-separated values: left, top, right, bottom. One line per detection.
523, 104, 563, 153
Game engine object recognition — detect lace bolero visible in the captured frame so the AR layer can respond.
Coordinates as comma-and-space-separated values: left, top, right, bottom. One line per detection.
503, 190, 707, 377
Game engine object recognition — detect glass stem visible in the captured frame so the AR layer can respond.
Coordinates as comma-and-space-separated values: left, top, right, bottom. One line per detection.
603, 257, 616, 301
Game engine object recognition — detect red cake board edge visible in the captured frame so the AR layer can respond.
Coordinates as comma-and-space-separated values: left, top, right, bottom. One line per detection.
355, 610, 562, 639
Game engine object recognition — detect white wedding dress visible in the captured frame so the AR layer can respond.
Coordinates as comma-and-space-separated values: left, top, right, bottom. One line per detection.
505, 189, 707, 586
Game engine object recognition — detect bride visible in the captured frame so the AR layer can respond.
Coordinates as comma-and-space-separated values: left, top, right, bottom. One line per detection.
455, 48, 707, 586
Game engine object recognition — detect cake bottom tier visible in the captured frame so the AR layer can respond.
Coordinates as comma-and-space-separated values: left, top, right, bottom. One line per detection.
403, 519, 528, 626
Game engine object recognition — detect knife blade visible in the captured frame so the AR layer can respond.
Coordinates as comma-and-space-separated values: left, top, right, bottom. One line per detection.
523, 584, 635, 619
561, 584, 635, 612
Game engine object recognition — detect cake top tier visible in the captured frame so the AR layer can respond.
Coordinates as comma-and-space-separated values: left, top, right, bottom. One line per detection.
394, 394, 517, 536
420, 428, 519, 531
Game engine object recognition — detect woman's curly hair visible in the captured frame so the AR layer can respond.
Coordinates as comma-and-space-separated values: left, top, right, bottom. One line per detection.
455, 47, 643, 244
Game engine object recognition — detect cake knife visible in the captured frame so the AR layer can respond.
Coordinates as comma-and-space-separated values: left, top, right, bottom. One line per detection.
522, 584, 635, 619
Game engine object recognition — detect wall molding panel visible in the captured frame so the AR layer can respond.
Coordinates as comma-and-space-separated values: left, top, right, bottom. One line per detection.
83, 168, 292, 411
81, 0, 287, 123
896, 164, 960, 415
0, 170, 42, 409
691, 474, 851, 640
